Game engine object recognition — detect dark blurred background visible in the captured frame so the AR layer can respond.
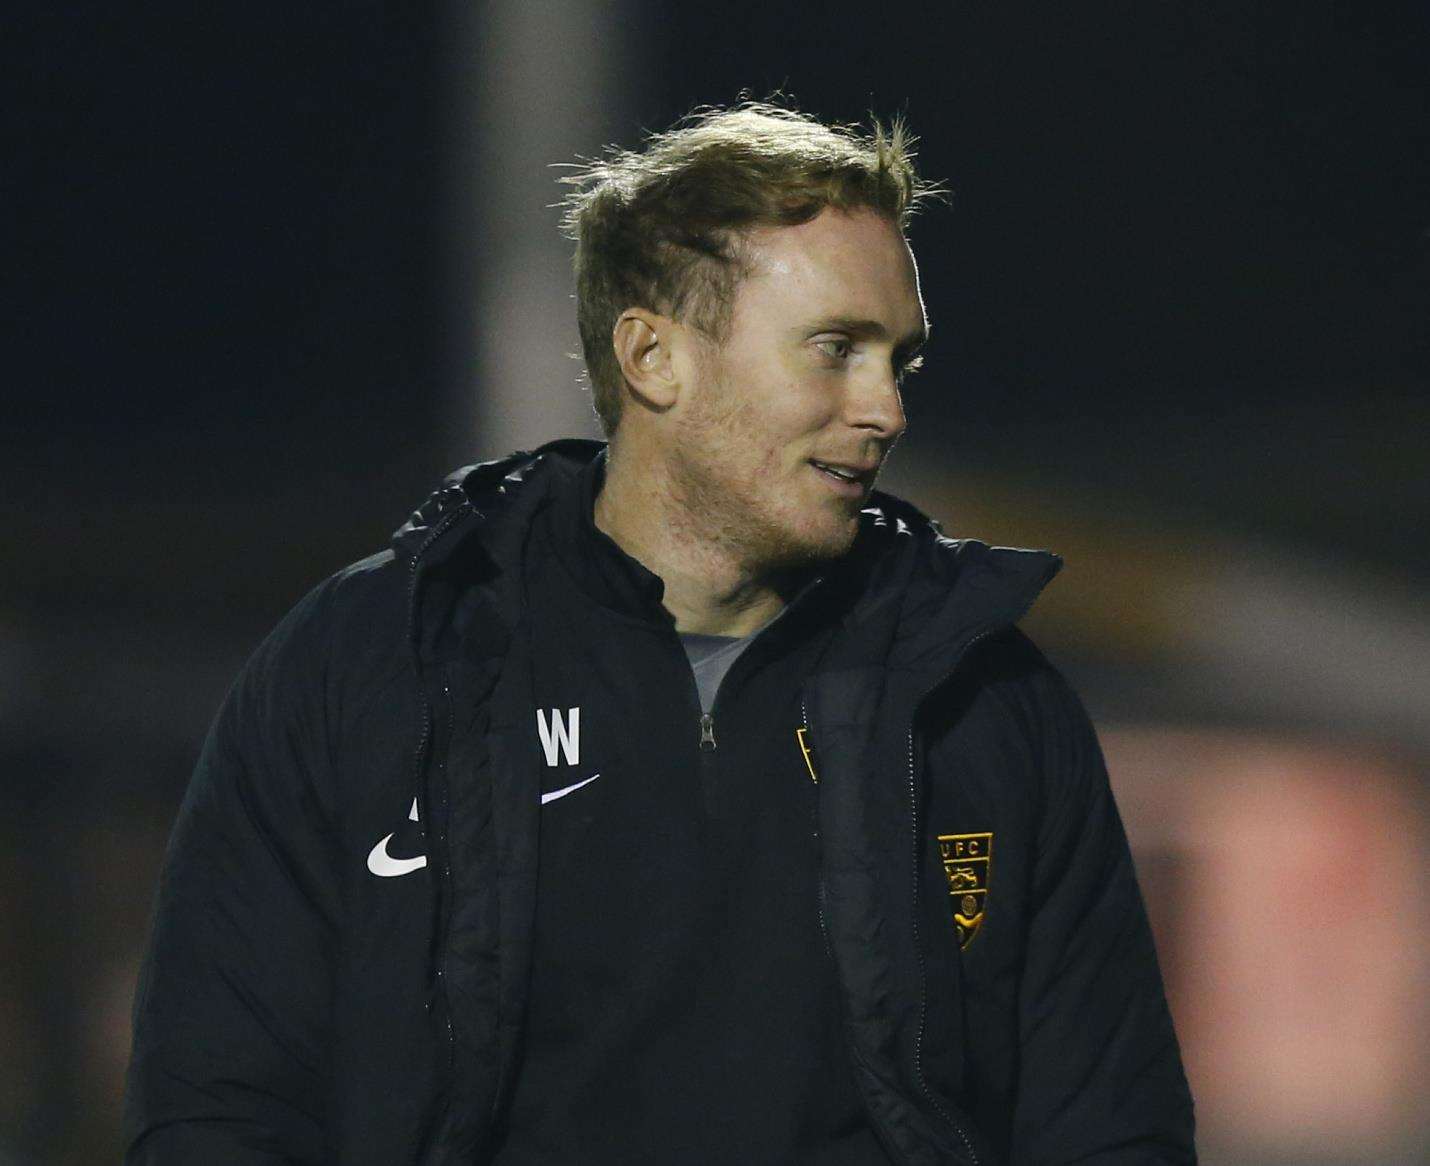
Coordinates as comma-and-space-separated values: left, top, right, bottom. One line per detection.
5, 3, 1427, 1162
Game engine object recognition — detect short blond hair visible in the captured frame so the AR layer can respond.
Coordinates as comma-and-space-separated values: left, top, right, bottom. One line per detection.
559, 100, 941, 434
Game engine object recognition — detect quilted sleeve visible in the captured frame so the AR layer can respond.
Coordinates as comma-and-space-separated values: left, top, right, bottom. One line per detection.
123, 579, 343, 1164
1008, 662, 1196, 1165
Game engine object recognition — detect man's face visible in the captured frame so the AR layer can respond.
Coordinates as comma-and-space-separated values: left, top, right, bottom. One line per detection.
667, 206, 927, 571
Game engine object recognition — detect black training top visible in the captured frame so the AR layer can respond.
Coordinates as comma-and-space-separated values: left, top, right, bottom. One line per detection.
487, 455, 892, 1164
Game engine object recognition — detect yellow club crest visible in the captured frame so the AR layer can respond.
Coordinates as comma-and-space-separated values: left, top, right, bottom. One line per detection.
937, 832, 992, 949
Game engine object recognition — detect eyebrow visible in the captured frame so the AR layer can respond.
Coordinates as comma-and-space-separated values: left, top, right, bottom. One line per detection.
807, 315, 930, 357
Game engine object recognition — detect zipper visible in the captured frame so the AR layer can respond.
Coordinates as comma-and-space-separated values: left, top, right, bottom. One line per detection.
687, 578, 824, 801
908, 722, 979, 1166
806, 694, 911, 1166
802, 698, 834, 959
435, 683, 456, 1065
905, 607, 1045, 1164
402, 501, 468, 1165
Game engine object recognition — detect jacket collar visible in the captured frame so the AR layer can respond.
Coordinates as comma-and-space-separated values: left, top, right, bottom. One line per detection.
392, 438, 1062, 689
542, 447, 672, 625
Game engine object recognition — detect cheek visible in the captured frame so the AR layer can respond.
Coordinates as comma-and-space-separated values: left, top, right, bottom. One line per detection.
777, 380, 839, 448
755, 363, 831, 423
750, 388, 821, 472
709, 355, 832, 468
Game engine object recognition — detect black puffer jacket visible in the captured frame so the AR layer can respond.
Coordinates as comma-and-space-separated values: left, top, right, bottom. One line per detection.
124, 440, 1195, 1165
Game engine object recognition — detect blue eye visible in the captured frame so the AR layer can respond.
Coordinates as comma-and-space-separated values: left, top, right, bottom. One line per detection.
815, 338, 851, 360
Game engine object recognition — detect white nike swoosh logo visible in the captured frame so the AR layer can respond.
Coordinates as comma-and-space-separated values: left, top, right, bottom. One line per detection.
540, 773, 600, 805
367, 834, 428, 877
368, 796, 426, 878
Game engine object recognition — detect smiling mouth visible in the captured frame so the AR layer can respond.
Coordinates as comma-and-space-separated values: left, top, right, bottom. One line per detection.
809, 460, 874, 493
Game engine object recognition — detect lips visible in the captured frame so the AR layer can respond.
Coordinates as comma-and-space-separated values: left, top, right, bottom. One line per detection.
810, 459, 876, 486
809, 459, 879, 500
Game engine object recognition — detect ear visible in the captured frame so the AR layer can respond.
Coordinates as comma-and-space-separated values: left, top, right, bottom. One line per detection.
612, 308, 680, 411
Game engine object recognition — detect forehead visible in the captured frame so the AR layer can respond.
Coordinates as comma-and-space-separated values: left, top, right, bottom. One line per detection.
733, 207, 926, 331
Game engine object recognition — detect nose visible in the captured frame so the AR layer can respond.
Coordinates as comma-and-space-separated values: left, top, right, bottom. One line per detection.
846, 363, 908, 444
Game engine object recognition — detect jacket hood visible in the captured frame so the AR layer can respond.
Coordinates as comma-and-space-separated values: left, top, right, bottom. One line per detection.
390, 440, 597, 664
832, 487, 1063, 691
390, 439, 598, 567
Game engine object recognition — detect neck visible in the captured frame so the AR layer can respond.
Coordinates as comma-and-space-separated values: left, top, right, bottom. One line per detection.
594, 443, 790, 636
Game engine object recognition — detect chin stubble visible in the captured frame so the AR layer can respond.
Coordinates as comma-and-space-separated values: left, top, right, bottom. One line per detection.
669, 445, 857, 573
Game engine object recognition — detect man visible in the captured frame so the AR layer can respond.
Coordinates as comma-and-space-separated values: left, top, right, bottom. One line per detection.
125, 103, 1195, 1164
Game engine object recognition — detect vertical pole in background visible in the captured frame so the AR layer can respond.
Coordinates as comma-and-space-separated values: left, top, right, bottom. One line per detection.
443, 0, 641, 463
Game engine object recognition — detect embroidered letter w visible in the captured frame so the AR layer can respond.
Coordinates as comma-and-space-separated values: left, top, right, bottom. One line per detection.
536, 707, 580, 767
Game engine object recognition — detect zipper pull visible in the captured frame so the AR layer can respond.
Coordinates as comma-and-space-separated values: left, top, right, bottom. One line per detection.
699, 713, 717, 750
